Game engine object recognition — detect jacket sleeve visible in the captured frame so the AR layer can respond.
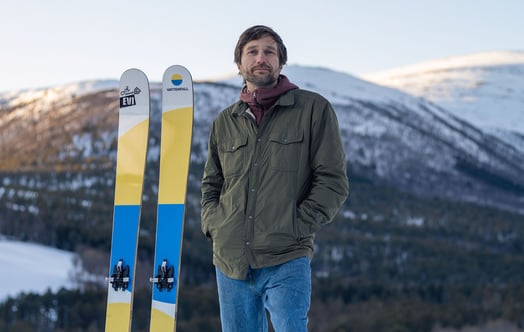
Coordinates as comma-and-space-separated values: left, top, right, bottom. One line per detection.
296, 100, 349, 235
200, 121, 223, 239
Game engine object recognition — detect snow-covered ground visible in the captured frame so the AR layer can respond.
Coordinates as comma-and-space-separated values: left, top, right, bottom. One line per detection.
0, 237, 77, 301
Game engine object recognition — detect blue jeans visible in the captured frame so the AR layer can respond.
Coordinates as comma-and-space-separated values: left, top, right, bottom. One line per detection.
216, 257, 311, 332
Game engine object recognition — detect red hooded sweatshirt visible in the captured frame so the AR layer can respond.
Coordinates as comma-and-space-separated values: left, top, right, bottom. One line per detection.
240, 75, 298, 125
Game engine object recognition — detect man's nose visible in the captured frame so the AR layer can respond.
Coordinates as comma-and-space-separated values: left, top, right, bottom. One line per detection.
255, 54, 267, 64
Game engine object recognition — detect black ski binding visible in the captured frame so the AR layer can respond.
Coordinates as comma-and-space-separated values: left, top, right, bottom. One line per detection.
150, 259, 175, 292
108, 259, 130, 291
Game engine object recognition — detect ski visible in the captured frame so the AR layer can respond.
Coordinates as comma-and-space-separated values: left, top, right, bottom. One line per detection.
105, 68, 150, 332
149, 65, 194, 331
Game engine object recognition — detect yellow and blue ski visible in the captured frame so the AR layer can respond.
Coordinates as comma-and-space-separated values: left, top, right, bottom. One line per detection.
105, 68, 150, 332
149, 65, 194, 331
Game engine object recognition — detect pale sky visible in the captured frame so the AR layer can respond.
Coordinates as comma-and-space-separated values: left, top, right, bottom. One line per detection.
1, 0, 523, 92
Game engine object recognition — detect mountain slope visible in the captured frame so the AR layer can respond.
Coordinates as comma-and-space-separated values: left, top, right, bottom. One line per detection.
2, 64, 524, 332
363, 51, 524, 152
281, 66, 524, 212
1, 65, 524, 217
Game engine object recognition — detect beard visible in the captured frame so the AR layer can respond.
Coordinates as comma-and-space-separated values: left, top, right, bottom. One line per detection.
241, 65, 280, 89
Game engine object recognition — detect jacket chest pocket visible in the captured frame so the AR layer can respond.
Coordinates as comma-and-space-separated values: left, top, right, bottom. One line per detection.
218, 136, 248, 178
269, 132, 304, 172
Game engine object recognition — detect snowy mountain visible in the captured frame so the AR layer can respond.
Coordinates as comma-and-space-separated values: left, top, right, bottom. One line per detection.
283, 66, 524, 212
1, 64, 524, 211
363, 51, 524, 153
1, 62, 524, 302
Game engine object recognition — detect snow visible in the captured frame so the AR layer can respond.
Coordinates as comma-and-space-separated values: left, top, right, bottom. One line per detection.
0, 237, 77, 301
362, 51, 524, 135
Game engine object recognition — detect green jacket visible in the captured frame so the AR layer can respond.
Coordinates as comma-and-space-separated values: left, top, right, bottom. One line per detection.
201, 88, 349, 280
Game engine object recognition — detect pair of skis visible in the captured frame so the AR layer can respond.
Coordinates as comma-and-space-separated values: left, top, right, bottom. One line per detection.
105, 66, 193, 332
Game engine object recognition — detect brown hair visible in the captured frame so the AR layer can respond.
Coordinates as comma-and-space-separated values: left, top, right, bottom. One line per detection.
234, 25, 288, 66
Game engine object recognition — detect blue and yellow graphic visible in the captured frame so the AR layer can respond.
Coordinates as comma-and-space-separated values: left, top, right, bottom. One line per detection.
171, 74, 183, 86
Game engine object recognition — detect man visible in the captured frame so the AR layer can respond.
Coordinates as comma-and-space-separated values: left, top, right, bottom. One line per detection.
201, 25, 349, 331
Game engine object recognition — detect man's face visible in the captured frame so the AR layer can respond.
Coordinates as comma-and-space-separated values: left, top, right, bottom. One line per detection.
237, 35, 282, 90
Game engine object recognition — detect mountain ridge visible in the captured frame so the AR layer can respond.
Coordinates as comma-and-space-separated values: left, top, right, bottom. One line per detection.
1, 62, 524, 214
362, 50, 524, 138
363, 50, 524, 78
2, 55, 524, 331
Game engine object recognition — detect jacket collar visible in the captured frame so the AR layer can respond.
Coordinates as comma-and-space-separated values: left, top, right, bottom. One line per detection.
232, 89, 296, 117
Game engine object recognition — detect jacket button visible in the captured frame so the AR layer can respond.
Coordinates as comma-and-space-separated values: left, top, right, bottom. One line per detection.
245, 241, 251, 246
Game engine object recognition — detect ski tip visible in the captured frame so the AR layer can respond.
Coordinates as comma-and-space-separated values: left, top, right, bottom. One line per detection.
120, 68, 149, 82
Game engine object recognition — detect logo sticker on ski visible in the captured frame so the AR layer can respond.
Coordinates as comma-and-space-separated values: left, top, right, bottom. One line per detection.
119, 85, 142, 108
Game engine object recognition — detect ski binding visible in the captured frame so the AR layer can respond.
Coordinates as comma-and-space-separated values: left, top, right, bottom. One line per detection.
150, 259, 175, 291
107, 258, 130, 291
